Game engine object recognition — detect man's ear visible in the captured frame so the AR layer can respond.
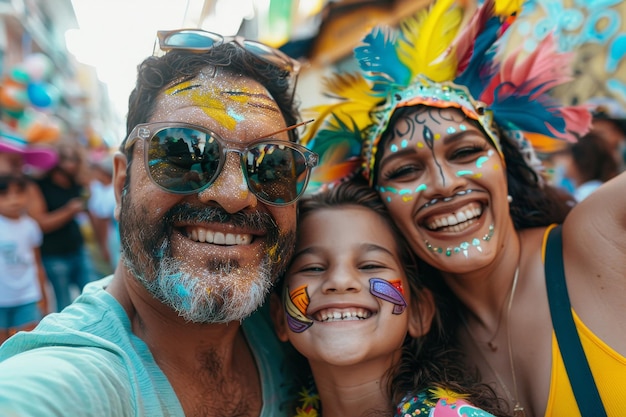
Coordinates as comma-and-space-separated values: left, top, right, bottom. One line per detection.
112, 152, 128, 222
407, 288, 436, 339
269, 292, 290, 342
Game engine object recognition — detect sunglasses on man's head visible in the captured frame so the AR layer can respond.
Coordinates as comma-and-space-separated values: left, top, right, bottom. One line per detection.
124, 121, 318, 206
155, 29, 301, 75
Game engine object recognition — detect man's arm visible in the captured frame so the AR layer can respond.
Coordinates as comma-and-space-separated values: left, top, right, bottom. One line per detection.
0, 347, 132, 416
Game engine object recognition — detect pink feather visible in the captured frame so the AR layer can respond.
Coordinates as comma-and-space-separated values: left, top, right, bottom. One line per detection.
481, 33, 575, 103
551, 106, 592, 142
454, 0, 496, 74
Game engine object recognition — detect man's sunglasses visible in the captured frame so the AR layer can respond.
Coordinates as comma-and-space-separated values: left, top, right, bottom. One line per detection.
155, 29, 301, 75
124, 121, 318, 206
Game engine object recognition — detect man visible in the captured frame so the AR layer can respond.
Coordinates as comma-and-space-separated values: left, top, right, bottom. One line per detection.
0, 30, 317, 417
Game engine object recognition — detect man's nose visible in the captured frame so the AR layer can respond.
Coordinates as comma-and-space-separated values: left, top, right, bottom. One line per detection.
197, 152, 258, 212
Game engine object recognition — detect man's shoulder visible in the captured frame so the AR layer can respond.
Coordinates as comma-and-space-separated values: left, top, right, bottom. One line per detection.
243, 304, 308, 417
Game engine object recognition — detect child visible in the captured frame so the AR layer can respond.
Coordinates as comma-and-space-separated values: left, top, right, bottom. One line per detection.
271, 180, 508, 417
0, 174, 48, 344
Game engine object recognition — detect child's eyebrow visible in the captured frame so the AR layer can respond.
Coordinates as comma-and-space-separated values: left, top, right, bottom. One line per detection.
359, 243, 396, 258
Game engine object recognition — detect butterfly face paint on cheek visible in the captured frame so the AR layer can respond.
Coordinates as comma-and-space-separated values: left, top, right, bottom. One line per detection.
369, 278, 407, 315
284, 284, 313, 333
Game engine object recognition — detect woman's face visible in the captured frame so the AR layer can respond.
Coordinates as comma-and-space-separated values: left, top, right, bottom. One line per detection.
375, 106, 512, 273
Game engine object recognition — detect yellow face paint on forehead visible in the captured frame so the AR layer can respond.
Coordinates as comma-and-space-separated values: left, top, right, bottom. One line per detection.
162, 72, 281, 132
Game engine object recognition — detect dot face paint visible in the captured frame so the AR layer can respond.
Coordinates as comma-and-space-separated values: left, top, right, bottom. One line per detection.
376, 107, 510, 268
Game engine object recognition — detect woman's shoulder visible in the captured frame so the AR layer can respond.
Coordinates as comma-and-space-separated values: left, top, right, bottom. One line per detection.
396, 387, 497, 417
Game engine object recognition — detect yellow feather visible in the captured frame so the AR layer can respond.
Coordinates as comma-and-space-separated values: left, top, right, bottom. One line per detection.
398, 0, 464, 82
495, 0, 523, 16
301, 73, 379, 145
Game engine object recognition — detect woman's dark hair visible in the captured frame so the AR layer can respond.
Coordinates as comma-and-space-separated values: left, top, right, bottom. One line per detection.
374, 105, 573, 230
295, 179, 509, 416
122, 44, 300, 159
570, 131, 618, 184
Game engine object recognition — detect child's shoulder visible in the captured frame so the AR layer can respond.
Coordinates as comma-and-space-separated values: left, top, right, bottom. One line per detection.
395, 387, 497, 417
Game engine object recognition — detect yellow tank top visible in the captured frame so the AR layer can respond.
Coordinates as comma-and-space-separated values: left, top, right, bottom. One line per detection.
542, 226, 626, 417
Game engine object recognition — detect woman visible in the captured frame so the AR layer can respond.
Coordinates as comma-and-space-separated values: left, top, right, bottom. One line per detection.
301, 0, 626, 416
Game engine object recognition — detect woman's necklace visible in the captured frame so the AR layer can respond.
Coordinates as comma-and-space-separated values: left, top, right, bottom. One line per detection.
461, 265, 526, 417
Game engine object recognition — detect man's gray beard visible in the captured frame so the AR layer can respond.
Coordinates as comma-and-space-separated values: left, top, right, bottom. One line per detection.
124, 239, 273, 323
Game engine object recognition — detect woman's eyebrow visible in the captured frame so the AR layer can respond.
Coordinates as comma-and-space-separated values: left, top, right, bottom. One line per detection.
443, 129, 481, 145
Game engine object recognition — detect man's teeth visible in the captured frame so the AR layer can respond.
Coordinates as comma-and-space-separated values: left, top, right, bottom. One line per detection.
315, 308, 372, 322
187, 227, 252, 245
427, 203, 483, 230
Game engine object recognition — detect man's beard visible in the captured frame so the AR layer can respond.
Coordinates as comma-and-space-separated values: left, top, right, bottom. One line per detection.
118, 193, 295, 324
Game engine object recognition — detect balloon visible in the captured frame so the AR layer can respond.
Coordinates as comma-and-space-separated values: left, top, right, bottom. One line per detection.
9, 66, 30, 84
0, 80, 29, 109
27, 82, 58, 108
22, 53, 53, 82
18, 109, 61, 143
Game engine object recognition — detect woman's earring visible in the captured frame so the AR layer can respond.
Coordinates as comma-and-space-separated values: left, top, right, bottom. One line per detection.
507, 195, 513, 203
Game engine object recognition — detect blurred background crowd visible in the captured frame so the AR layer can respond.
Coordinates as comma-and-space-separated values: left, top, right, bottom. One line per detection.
0, 0, 625, 315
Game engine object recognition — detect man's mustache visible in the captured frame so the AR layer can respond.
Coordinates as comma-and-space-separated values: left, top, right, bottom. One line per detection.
162, 203, 278, 232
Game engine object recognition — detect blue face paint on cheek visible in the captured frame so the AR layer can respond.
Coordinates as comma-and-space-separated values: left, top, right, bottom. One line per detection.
369, 278, 407, 315
476, 156, 489, 168
377, 184, 427, 203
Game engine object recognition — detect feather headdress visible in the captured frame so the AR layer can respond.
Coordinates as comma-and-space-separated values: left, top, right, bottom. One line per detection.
301, 0, 591, 190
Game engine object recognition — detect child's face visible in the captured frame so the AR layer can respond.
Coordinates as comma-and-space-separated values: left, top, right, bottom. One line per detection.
278, 205, 424, 367
0, 176, 28, 219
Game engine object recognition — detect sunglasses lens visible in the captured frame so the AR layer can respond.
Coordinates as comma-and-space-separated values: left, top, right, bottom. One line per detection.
147, 127, 221, 193
240, 41, 289, 70
245, 143, 308, 205
161, 31, 221, 50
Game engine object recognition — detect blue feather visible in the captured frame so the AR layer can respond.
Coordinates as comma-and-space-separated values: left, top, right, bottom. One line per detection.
307, 115, 363, 159
492, 84, 566, 136
354, 27, 411, 92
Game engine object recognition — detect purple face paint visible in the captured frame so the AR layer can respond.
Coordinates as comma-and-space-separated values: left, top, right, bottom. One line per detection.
369, 277, 407, 315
